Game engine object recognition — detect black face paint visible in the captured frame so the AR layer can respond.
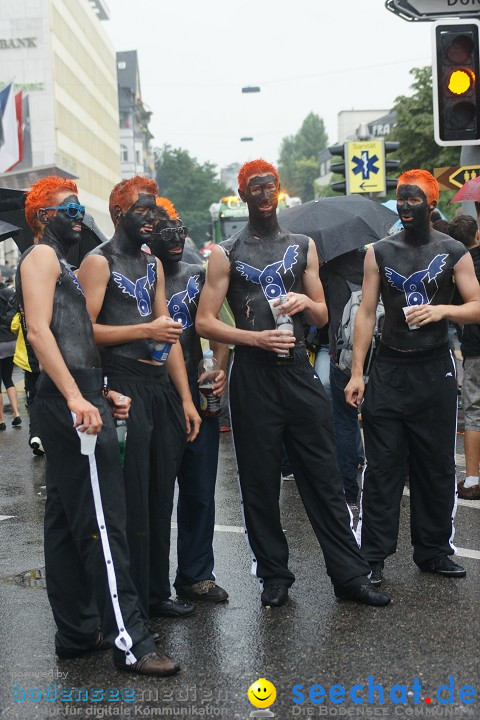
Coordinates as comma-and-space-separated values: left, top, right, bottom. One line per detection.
150, 216, 185, 265
243, 174, 279, 225
44, 194, 84, 252
121, 193, 156, 247
396, 185, 431, 233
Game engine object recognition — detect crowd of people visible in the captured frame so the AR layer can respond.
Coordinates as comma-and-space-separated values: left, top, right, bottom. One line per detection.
2, 160, 479, 678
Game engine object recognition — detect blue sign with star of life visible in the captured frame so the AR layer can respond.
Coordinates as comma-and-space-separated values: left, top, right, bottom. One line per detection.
346, 140, 386, 194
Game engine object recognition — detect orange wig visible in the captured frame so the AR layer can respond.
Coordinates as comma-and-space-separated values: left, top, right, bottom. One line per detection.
156, 196, 179, 221
397, 169, 439, 204
109, 175, 158, 223
238, 159, 280, 194
25, 176, 79, 233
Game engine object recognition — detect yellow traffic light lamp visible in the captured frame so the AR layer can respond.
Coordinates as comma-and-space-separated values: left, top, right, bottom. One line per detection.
432, 20, 480, 146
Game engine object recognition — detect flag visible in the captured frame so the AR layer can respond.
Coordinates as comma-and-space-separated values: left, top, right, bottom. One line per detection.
0, 83, 20, 173
6, 90, 23, 171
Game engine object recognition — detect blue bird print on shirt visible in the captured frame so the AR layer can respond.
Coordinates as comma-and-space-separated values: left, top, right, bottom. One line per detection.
167, 274, 201, 329
112, 261, 156, 316
384, 254, 448, 306
235, 245, 299, 301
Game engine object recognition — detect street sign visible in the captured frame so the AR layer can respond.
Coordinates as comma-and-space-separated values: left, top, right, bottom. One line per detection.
346, 140, 386, 195
386, 0, 480, 22
434, 165, 480, 190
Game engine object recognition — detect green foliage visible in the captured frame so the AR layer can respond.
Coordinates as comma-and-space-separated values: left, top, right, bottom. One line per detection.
155, 145, 229, 247
278, 112, 328, 201
387, 67, 460, 174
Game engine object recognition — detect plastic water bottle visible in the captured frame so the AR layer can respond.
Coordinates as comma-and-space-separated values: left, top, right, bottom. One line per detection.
151, 341, 172, 363
116, 420, 127, 467
198, 349, 221, 417
275, 295, 294, 358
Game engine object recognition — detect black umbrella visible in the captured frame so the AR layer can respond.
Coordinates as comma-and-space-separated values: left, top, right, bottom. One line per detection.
66, 212, 108, 268
277, 196, 398, 263
0, 219, 21, 243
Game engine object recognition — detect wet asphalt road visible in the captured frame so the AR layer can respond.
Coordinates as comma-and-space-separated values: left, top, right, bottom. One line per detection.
0, 383, 479, 720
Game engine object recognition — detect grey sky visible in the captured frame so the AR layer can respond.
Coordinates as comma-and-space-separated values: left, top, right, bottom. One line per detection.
105, 1, 434, 171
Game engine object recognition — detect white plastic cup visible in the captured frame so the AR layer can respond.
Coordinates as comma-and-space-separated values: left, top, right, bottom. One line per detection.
71, 412, 98, 455
403, 305, 421, 330
268, 295, 288, 321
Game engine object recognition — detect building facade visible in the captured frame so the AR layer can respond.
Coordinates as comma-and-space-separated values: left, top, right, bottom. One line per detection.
117, 50, 154, 180
0, 0, 120, 242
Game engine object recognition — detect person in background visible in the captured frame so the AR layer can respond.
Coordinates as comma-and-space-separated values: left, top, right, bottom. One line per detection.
149, 197, 229, 606
320, 250, 366, 509
447, 214, 480, 500
0, 271, 21, 429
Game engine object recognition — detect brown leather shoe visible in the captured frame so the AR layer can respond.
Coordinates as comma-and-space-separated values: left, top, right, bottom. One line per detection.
114, 651, 180, 676
457, 482, 480, 500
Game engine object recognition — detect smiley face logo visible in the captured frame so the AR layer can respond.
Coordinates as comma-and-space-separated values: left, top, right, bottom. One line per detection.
247, 678, 277, 709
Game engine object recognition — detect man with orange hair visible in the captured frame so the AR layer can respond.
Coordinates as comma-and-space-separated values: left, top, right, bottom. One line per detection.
148, 198, 228, 608
346, 169, 480, 585
197, 159, 391, 608
18, 176, 179, 675
78, 176, 201, 624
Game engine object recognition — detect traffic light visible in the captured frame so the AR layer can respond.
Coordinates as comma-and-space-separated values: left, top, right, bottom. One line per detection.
432, 20, 480, 146
385, 141, 400, 191
328, 144, 346, 193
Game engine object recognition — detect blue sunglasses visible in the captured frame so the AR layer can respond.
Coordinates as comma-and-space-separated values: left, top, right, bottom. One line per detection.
43, 202, 86, 218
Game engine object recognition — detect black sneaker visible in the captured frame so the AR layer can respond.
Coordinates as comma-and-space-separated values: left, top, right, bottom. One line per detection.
176, 580, 228, 603
369, 561, 384, 586
419, 555, 466, 578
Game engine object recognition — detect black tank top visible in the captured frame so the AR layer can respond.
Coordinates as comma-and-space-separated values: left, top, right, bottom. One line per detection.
374, 231, 466, 350
164, 262, 205, 378
221, 227, 310, 340
16, 245, 100, 370
89, 241, 157, 361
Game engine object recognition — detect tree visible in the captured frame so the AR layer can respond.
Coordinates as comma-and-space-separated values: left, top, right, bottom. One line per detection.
278, 112, 328, 201
386, 67, 461, 218
155, 145, 229, 247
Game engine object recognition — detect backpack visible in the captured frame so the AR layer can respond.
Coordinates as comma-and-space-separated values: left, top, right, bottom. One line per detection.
0, 289, 18, 336
336, 280, 384, 379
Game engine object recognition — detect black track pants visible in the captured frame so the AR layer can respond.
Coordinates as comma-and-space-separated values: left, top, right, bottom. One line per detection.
104, 358, 186, 618
174, 379, 220, 587
358, 345, 458, 566
229, 346, 371, 588
37, 370, 156, 661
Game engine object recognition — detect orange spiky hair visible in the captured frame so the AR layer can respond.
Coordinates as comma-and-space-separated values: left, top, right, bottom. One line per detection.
25, 176, 79, 233
156, 196, 179, 221
109, 175, 158, 223
238, 159, 280, 194
397, 169, 439, 204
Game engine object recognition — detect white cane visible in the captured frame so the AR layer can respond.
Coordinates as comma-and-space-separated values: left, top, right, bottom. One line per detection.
72, 412, 136, 665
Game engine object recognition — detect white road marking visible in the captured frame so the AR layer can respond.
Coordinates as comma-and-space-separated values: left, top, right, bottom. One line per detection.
0, 515, 15, 521
171, 521, 244, 534
455, 547, 480, 560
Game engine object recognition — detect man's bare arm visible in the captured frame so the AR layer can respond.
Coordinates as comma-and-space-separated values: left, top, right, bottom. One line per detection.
279, 240, 328, 326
